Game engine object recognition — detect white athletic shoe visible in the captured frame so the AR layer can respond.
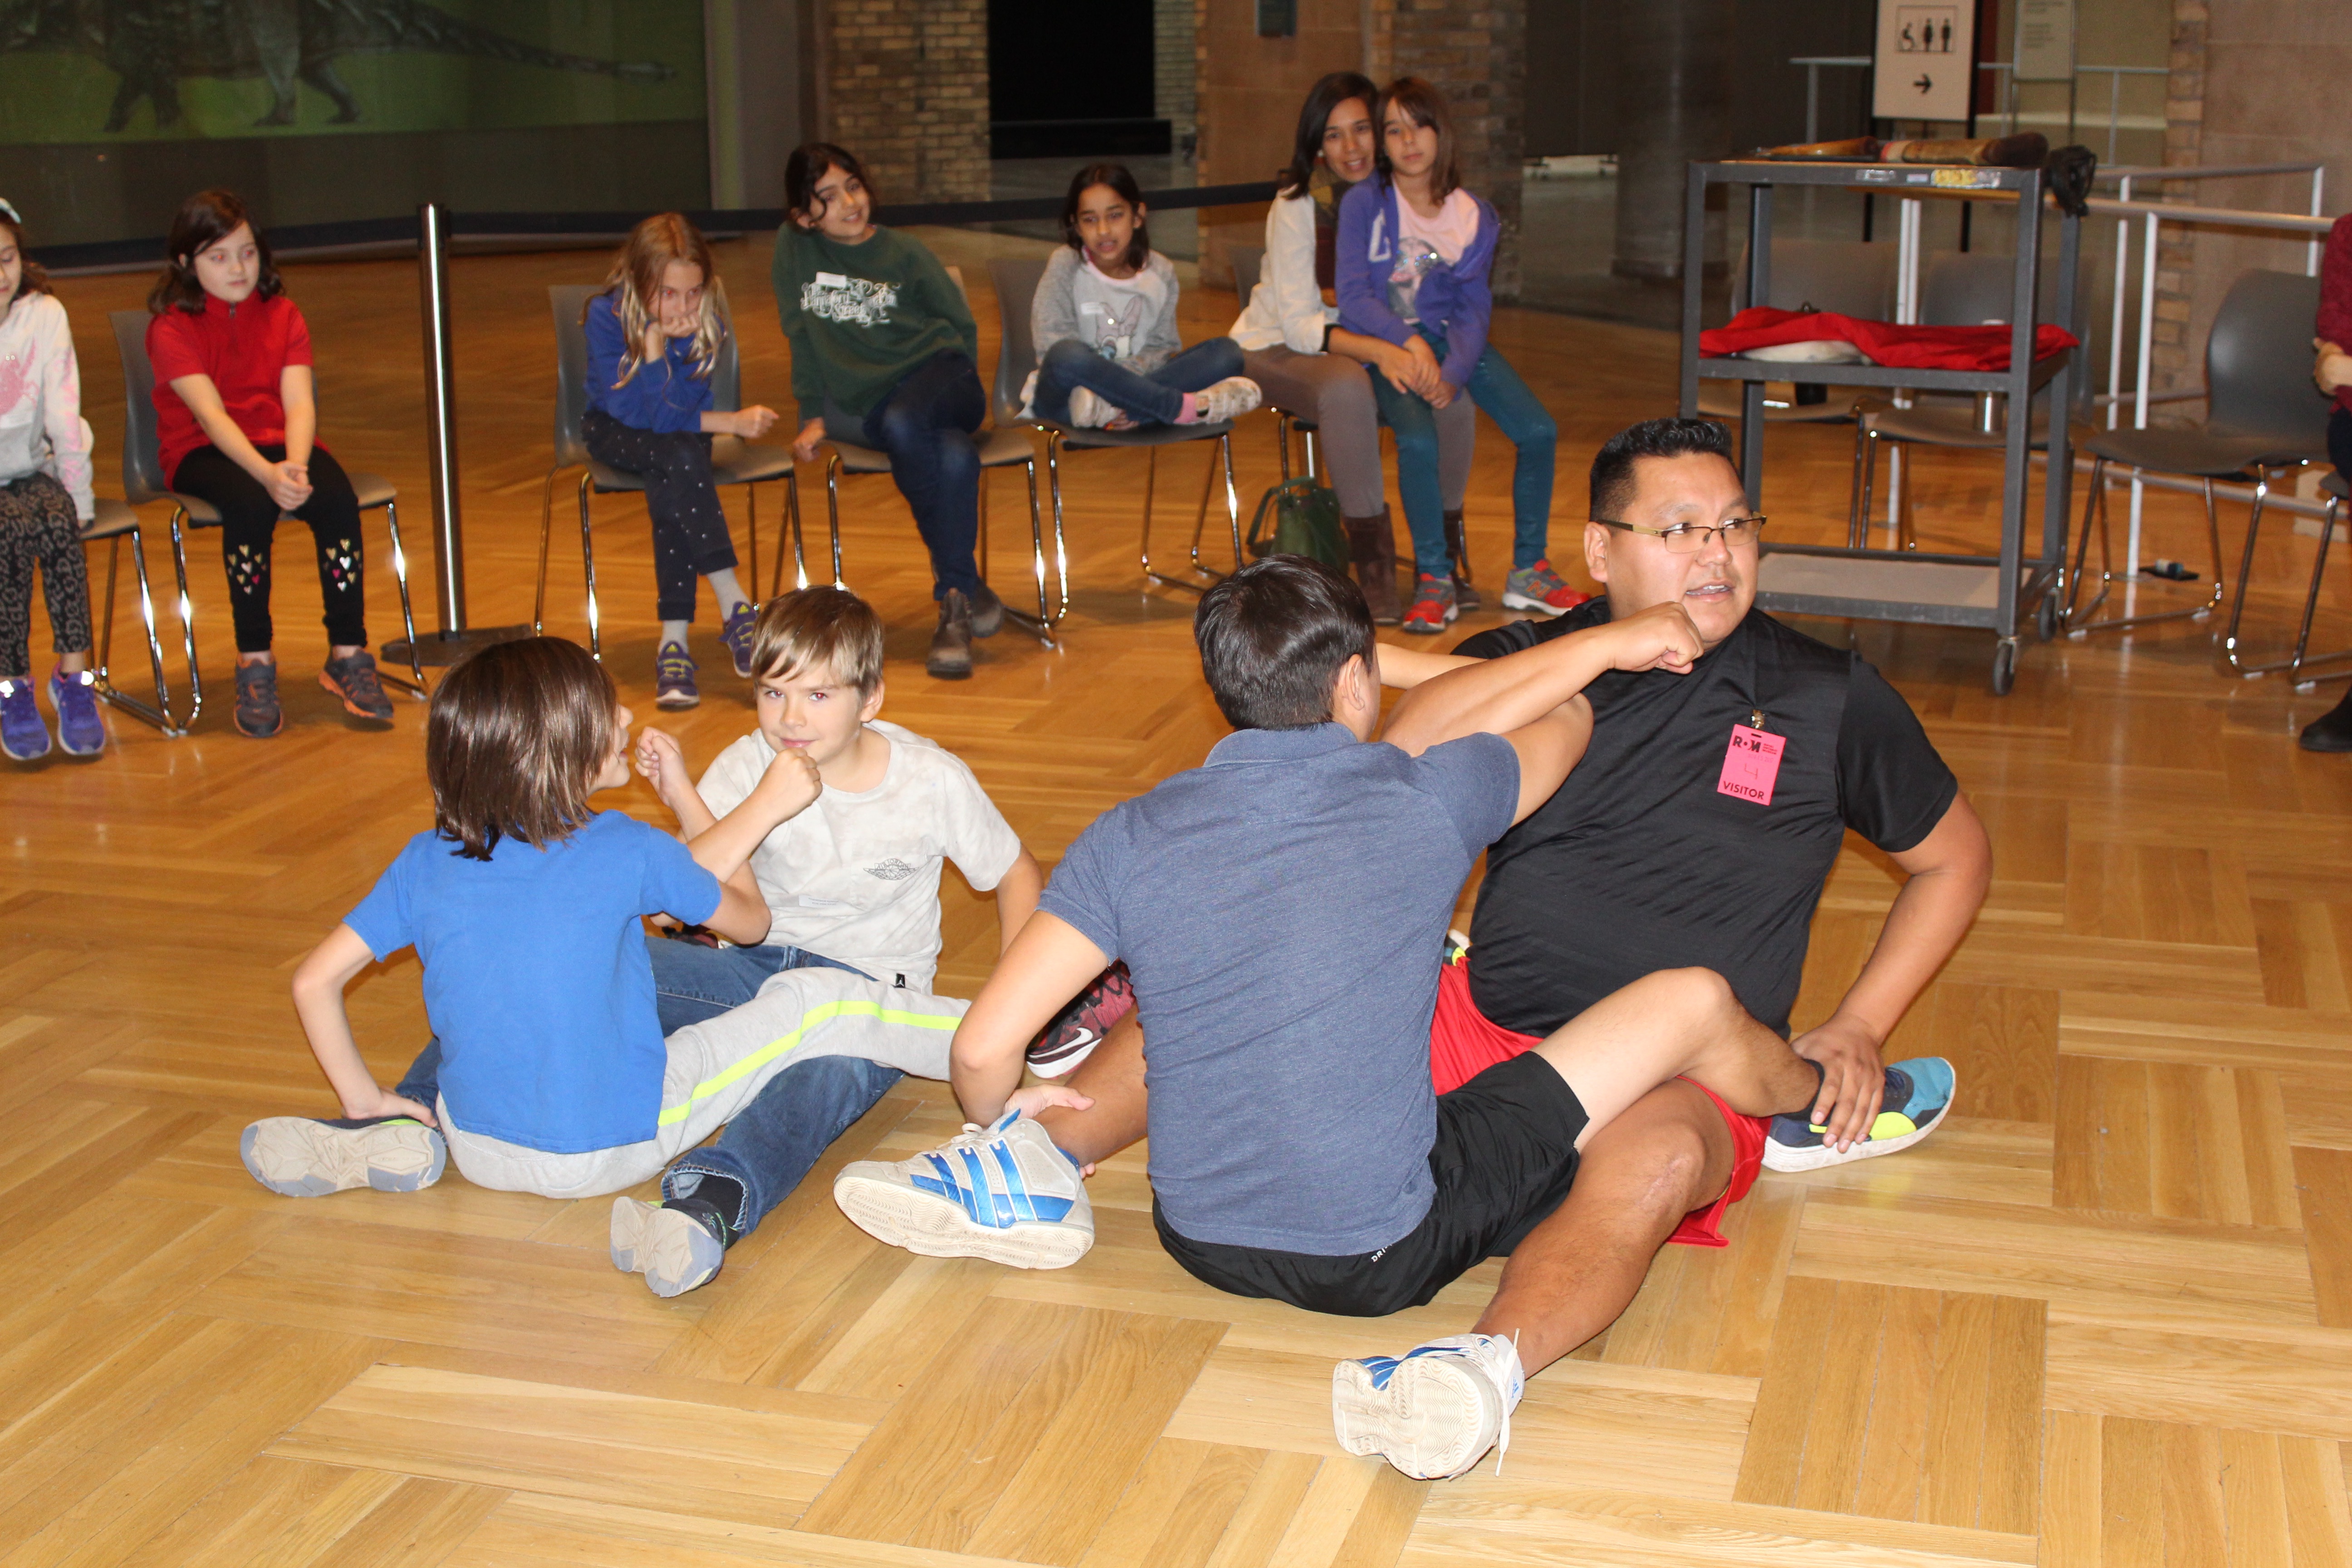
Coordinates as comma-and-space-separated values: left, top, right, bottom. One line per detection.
1194, 376, 1264, 424
1333, 1332, 1525, 1480
239, 1115, 446, 1197
833, 1111, 1093, 1269
1066, 386, 1117, 429
610, 1196, 727, 1298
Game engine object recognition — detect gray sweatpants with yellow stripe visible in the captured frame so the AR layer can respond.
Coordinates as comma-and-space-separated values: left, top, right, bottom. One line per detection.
441, 966, 965, 1200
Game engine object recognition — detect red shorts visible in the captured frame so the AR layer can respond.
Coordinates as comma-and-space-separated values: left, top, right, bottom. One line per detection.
1428, 960, 1768, 1247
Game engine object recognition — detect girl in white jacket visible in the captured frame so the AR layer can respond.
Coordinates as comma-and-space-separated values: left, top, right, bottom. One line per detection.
1227, 73, 1475, 625
0, 201, 103, 760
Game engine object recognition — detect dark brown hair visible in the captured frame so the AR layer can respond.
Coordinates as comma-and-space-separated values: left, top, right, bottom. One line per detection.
147, 189, 283, 314
0, 204, 49, 304
1278, 72, 1379, 200
1375, 78, 1463, 205
426, 637, 618, 861
1195, 556, 1376, 731
1590, 417, 1737, 521
1060, 163, 1151, 274
786, 143, 877, 229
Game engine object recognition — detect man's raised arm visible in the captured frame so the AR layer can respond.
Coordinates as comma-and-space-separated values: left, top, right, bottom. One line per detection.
1381, 602, 1706, 757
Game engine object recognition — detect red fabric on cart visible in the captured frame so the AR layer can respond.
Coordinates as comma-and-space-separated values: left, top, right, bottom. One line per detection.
1699, 307, 2079, 372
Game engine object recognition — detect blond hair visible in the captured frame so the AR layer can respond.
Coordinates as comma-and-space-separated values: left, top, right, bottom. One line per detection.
592, 212, 728, 388
750, 586, 884, 696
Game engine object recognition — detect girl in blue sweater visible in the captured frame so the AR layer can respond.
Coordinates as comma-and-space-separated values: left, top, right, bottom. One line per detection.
583, 213, 778, 708
1337, 78, 1580, 634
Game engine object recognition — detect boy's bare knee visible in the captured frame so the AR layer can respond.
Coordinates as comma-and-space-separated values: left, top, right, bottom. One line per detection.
1586, 1106, 1718, 1219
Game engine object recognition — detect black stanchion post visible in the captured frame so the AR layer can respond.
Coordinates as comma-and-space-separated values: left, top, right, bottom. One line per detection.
384, 201, 528, 668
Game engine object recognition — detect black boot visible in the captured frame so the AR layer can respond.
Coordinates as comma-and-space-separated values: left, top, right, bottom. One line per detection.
1345, 509, 1402, 625
1443, 509, 1481, 611
2301, 687, 2352, 752
927, 589, 975, 680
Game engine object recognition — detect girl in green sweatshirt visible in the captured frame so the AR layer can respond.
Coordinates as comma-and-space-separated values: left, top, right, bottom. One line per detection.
773, 143, 1000, 681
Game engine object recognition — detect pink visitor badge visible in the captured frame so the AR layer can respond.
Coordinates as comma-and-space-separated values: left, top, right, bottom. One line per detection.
1717, 724, 1784, 805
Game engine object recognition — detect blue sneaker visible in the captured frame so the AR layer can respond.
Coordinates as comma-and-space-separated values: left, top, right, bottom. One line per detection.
49, 666, 105, 756
1761, 1056, 1956, 1172
1334, 1332, 1525, 1480
719, 604, 759, 678
832, 1110, 1093, 1269
0, 676, 49, 761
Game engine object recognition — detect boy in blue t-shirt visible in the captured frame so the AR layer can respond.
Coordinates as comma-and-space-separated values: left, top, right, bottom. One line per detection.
238, 637, 967, 1294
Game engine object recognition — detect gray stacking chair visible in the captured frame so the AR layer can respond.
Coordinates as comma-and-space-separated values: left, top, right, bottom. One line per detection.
990, 255, 1245, 603
538, 285, 798, 661
2065, 270, 2332, 656
814, 267, 1054, 647
111, 309, 423, 732
1230, 244, 1319, 483
1847, 251, 2073, 550
78, 499, 175, 735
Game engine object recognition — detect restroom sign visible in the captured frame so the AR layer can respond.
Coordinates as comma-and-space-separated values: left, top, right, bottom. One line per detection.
1874, 0, 1974, 122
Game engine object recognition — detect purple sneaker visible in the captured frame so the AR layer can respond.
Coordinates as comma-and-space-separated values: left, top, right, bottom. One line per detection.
656, 641, 700, 709
0, 676, 50, 761
720, 605, 759, 678
48, 666, 105, 756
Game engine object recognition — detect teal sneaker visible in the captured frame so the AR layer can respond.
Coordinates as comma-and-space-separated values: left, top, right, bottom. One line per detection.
1761, 1057, 1955, 1172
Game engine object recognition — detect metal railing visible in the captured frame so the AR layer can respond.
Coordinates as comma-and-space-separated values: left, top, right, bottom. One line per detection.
1786, 57, 2173, 167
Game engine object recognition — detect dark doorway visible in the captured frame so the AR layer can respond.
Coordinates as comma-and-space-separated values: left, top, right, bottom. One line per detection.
987, 0, 1167, 159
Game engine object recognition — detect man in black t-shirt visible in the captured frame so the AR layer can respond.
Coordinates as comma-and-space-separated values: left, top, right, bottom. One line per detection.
1378, 416, 1990, 1331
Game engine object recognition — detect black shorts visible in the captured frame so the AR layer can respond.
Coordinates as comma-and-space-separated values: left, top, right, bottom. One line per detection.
1152, 1049, 1588, 1318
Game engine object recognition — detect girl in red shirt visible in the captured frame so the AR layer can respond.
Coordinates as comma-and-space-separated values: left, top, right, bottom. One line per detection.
146, 189, 390, 738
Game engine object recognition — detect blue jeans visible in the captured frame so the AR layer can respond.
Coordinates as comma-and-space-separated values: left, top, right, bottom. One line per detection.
394, 939, 904, 1243
1034, 336, 1245, 427
1370, 329, 1558, 578
829, 349, 986, 602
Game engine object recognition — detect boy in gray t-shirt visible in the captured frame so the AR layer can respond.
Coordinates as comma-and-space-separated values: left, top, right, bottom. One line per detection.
833, 556, 1827, 1483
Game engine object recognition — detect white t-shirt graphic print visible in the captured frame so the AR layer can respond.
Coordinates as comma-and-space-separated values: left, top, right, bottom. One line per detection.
694, 720, 1024, 993
801, 272, 900, 328
1071, 253, 1170, 364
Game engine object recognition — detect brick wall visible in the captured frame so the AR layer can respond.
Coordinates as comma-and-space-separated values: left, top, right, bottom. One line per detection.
1369, 0, 1528, 299
818, 0, 990, 202
2150, 0, 2208, 396
1156, 0, 1198, 149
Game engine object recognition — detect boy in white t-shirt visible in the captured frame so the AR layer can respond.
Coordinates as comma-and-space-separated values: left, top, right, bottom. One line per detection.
623, 585, 1046, 1293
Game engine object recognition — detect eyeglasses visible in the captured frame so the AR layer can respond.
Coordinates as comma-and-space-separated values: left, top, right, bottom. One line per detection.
1593, 516, 1767, 553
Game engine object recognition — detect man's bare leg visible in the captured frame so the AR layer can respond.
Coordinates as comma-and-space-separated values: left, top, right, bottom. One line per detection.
1034, 1012, 1149, 1167
1474, 1079, 1732, 1371
1533, 967, 1814, 1139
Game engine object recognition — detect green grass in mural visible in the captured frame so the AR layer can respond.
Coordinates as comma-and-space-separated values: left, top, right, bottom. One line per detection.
0, 0, 704, 143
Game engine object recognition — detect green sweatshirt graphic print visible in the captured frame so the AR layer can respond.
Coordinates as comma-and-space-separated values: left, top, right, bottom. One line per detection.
771, 224, 980, 426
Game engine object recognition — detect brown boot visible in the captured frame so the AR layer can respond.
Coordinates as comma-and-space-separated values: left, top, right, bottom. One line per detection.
1345, 509, 1403, 625
926, 589, 975, 680
1443, 509, 1481, 611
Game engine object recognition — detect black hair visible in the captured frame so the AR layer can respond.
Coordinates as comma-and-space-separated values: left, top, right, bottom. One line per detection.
148, 189, 283, 315
1277, 72, 1380, 199
1194, 556, 1377, 731
1060, 162, 1151, 273
1373, 77, 1462, 204
785, 142, 876, 229
1589, 417, 1737, 520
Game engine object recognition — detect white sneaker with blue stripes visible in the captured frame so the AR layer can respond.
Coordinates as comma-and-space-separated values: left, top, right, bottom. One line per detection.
1333, 1332, 1525, 1480
832, 1111, 1093, 1269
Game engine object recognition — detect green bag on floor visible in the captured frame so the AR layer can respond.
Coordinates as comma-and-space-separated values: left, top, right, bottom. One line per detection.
1245, 475, 1348, 575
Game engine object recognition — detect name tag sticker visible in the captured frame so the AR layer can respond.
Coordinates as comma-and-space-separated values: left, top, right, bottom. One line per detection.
815, 271, 847, 287
1718, 724, 1784, 806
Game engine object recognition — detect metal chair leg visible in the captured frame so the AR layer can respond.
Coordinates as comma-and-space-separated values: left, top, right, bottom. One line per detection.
1303, 427, 1319, 481
2285, 493, 2352, 687
774, 472, 805, 597
534, 464, 561, 636
995, 456, 1058, 648
577, 473, 602, 662
745, 484, 759, 608
1847, 419, 1872, 548
1219, 433, 1244, 570
166, 505, 203, 729
88, 526, 181, 734
1276, 411, 1294, 484
2066, 461, 2227, 638
977, 462, 991, 589
2222, 464, 2337, 677
378, 499, 427, 697
822, 451, 846, 589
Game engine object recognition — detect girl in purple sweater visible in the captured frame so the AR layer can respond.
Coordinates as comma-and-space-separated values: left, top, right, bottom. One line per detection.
1337, 78, 1580, 634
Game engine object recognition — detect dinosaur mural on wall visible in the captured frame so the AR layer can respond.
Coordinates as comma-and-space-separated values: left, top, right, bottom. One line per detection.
0, 0, 676, 132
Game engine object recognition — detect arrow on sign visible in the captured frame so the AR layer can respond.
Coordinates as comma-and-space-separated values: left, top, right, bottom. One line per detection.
1914, 74, 1934, 93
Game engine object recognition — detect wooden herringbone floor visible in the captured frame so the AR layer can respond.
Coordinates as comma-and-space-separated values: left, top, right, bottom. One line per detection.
7, 231, 2352, 1566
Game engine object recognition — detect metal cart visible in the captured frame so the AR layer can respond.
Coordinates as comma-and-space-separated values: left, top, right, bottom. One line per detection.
1676, 159, 2083, 694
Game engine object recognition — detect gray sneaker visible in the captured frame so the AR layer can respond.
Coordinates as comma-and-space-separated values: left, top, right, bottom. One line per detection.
240, 1115, 446, 1196
320, 650, 394, 721
1194, 377, 1263, 424
234, 661, 283, 738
